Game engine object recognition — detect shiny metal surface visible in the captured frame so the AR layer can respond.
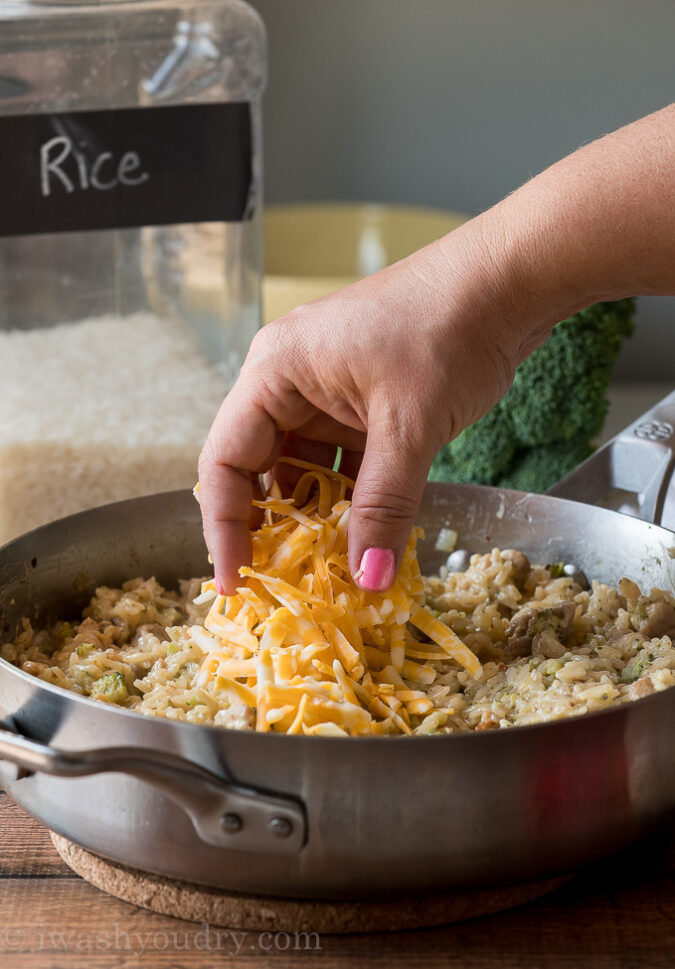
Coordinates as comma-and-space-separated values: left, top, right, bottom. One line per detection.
0, 725, 306, 854
0, 400, 674, 899
549, 388, 675, 530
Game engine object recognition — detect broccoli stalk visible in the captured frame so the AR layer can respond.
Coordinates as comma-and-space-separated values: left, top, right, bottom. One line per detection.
430, 299, 635, 493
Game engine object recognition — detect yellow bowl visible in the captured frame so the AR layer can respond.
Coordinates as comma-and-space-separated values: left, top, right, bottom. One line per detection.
263, 203, 468, 323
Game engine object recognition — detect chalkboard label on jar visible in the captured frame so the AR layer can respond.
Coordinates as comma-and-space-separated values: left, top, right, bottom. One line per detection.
0, 103, 253, 237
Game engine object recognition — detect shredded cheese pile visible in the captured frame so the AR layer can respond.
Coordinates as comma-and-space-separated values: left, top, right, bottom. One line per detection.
192, 459, 481, 736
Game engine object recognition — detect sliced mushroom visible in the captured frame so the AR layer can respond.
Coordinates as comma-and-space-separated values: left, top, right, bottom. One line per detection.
501, 549, 531, 588
505, 608, 539, 657
632, 599, 675, 639
532, 629, 567, 659
627, 676, 656, 701
505, 601, 576, 658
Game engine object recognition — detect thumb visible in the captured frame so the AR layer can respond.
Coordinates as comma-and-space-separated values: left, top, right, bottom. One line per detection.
348, 418, 433, 592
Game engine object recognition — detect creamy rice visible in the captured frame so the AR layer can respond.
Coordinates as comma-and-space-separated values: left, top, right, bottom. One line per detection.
2, 549, 675, 733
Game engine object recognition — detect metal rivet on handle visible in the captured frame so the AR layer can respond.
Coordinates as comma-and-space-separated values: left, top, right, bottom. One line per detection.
635, 420, 673, 442
221, 812, 243, 833
269, 816, 293, 838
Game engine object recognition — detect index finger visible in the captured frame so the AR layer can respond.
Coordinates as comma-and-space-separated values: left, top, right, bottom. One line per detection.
197, 379, 283, 594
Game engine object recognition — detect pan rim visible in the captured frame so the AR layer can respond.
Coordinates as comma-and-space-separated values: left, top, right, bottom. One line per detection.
1, 484, 674, 749
2, 648, 672, 746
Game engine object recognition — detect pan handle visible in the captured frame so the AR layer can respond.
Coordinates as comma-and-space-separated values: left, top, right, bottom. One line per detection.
0, 723, 306, 855
547, 390, 675, 529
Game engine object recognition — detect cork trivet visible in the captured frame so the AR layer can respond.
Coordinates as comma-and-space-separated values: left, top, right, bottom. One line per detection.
51, 833, 572, 934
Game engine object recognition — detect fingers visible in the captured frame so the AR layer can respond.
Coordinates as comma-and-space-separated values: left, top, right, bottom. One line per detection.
272, 435, 367, 494
272, 433, 339, 495
198, 379, 289, 593
198, 330, 365, 591
201, 369, 431, 596
198, 464, 259, 595
287, 413, 367, 452
337, 448, 363, 482
348, 410, 432, 592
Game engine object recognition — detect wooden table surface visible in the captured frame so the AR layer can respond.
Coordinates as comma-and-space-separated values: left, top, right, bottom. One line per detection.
1, 787, 673, 969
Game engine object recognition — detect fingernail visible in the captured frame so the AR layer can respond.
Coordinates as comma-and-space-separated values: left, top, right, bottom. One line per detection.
215, 574, 225, 596
356, 548, 396, 591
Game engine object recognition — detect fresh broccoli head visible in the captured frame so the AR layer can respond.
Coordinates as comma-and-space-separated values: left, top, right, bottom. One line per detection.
428, 406, 516, 485
497, 434, 595, 493
503, 300, 635, 446
430, 299, 635, 492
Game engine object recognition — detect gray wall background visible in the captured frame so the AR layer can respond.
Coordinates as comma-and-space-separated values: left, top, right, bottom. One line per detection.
250, 0, 674, 381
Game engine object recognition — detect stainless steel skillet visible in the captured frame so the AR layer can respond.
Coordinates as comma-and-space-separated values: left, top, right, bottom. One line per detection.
0, 393, 674, 901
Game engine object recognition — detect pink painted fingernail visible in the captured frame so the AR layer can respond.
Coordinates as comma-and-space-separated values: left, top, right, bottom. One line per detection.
356, 548, 396, 591
215, 574, 225, 596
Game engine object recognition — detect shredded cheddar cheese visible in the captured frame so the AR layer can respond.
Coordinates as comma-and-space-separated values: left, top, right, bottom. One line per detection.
194, 459, 481, 735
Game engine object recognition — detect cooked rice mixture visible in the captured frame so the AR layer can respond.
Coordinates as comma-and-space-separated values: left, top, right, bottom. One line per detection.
3, 556, 675, 735
2, 463, 675, 735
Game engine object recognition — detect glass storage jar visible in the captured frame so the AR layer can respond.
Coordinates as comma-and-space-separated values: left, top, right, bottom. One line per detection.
0, 0, 266, 544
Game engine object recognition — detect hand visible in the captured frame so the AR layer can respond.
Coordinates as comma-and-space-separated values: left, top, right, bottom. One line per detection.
199, 105, 675, 595
198, 214, 537, 594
